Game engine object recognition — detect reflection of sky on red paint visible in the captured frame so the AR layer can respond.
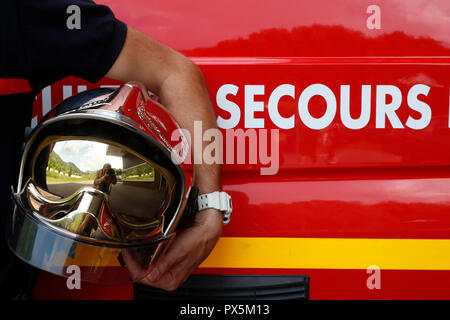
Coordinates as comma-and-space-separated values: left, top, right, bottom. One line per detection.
99, 0, 450, 52
184, 25, 450, 56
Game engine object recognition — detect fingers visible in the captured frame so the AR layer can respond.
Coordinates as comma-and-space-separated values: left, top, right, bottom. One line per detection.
138, 228, 204, 291
144, 234, 191, 287
121, 249, 150, 282
147, 260, 198, 292
144, 243, 202, 291
124, 212, 222, 292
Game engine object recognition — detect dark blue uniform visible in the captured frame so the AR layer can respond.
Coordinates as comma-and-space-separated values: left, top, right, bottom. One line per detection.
0, 0, 127, 299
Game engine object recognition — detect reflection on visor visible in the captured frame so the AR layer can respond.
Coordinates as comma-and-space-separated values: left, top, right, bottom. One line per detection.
21, 180, 162, 243
24, 139, 178, 245
9, 138, 181, 284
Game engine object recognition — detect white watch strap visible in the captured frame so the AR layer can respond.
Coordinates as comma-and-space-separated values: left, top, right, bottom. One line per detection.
197, 191, 232, 225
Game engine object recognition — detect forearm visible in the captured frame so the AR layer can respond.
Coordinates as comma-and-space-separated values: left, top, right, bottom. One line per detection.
157, 61, 224, 234
158, 62, 221, 195
105, 27, 222, 225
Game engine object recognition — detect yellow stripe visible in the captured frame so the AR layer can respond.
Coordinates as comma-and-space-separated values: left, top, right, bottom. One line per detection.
67, 237, 450, 269
199, 237, 450, 270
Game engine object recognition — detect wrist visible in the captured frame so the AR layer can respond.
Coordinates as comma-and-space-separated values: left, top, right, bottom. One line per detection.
194, 208, 223, 239
196, 208, 222, 225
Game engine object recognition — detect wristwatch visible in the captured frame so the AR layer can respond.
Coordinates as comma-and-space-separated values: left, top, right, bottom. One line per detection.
197, 191, 232, 225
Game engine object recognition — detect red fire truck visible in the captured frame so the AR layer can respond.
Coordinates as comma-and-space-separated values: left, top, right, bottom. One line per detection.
31, 0, 450, 300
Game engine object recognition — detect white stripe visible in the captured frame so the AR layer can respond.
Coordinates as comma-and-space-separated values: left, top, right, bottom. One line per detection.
42, 86, 52, 116
63, 85, 73, 100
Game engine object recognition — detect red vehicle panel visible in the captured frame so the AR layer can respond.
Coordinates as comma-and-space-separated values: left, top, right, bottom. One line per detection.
32, 0, 450, 299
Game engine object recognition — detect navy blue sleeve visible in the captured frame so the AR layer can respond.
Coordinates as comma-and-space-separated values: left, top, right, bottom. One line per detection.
18, 0, 127, 91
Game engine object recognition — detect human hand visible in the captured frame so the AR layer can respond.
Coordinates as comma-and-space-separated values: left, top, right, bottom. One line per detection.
122, 208, 222, 291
